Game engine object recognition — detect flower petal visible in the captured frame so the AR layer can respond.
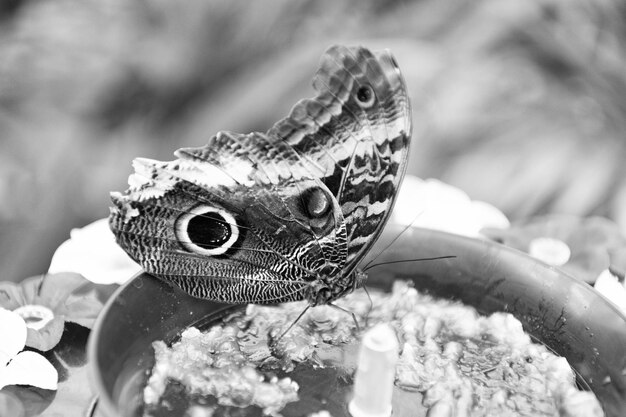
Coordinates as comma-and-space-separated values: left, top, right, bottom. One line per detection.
48, 218, 141, 285
594, 270, 626, 314
0, 308, 27, 366
59, 291, 103, 328
2, 385, 55, 416
0, 282, 27, 311
470, 200, 510, 231
16, 276, 43, 306
0, 351, 58, 390
25, 316, 65, 352
13, 305, 55, 331
608, 246, 626, 280
36, 273, 91, 311
392, 176, 509, 237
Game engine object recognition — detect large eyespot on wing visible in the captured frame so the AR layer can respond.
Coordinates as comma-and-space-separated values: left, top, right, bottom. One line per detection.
355, 84, 376, 109
175, 205, 240, 256
302, 186, 332, 219
244, 178, 348, 274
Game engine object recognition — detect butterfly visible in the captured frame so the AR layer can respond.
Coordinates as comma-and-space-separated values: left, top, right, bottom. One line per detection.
109, 45, 411, 307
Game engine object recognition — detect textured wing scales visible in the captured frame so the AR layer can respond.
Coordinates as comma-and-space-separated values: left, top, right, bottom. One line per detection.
268, 45, 412, 272
109, 44, 411, 304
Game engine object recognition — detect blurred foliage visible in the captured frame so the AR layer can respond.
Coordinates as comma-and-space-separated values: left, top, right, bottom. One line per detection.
1, 0, 625, 281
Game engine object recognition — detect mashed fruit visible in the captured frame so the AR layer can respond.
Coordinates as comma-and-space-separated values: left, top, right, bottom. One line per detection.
143, 281, 603, 417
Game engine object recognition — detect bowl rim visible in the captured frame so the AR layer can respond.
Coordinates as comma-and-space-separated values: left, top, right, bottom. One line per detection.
87, 276, 137, 417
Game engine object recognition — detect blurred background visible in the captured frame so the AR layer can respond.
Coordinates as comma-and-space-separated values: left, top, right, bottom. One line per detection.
1, 0, 625, 282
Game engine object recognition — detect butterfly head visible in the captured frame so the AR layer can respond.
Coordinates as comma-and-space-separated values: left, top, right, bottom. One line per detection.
305, 268, 367, 306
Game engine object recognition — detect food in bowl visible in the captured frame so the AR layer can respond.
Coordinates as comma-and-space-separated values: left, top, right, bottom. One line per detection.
142, 281, 603, 417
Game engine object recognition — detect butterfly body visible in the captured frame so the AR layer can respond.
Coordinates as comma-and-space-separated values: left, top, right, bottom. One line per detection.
109, 45, 411, 306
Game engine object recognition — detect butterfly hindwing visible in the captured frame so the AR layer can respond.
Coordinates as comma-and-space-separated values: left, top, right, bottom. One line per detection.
110, 134, 348, 303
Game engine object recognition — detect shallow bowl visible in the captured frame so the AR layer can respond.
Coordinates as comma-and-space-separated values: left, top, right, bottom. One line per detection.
88, 226, 626, 417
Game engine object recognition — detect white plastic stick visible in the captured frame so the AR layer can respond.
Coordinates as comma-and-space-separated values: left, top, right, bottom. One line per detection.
349, 323, 399, 417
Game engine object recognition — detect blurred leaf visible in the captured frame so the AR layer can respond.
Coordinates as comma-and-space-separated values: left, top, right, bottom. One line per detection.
0, 282, 27, 311
48, 322, 90, 369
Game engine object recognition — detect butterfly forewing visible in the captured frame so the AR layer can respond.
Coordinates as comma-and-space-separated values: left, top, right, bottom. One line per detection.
269, 45, 411, 275
109, 45, 411, 305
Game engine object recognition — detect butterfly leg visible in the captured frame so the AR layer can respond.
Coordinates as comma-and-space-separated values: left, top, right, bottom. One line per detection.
270, 304, 311, 347
361, 286, 374, 329
328, 302, 361, 333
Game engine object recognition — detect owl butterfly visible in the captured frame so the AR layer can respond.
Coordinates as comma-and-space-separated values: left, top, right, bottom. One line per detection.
109, 45, 411, 307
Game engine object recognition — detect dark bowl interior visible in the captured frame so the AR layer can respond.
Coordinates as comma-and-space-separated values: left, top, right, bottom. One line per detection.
88, 226, 626, 417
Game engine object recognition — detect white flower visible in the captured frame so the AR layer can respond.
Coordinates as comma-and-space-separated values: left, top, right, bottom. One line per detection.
390, 176, 509, 237
0, 308, 58, 390
48, 218, 141, 285
594, 270, 626, 314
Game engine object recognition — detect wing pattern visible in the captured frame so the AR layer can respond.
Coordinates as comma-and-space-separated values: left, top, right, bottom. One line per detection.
109, 45, 411, 305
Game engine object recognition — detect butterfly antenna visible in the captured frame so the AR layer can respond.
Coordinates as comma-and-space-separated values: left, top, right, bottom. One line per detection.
273, 305, 311, 344
363, 255, 456, 272
329, 303, 360, 332
363, 211, 424, 271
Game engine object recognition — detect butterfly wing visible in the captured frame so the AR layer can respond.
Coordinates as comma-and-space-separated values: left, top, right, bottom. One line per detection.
267, 45, 412, 274
109, 45, 410, 304
109, 131, 348, 304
